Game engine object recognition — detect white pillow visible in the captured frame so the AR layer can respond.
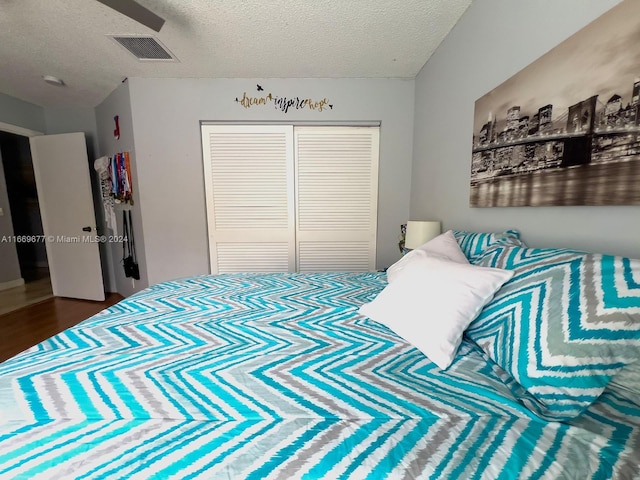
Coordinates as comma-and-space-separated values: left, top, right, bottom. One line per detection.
387, 230, 468, 283
360, 254, 513, 370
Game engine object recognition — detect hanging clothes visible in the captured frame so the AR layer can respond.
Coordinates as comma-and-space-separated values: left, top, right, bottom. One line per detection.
123, 152, 133, 204
108, 152, 134, 205
94, 156, 117, 234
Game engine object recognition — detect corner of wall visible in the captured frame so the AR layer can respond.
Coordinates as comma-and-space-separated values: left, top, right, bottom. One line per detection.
95, 81, 149, 297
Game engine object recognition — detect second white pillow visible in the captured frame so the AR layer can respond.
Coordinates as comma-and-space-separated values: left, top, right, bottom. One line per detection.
360, 254, 513, 370
387, 230, 468, 283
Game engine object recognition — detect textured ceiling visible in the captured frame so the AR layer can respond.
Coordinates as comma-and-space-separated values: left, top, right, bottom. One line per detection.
0, 0, 472, 108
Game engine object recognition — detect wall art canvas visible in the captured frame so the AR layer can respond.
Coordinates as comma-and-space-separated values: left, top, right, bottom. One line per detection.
471, 0, 640, 207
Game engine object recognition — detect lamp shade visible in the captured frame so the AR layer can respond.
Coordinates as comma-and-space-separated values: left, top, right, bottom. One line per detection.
404, 221, 441, 249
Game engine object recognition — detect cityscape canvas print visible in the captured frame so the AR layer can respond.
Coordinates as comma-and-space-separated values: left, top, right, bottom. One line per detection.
471, 0, 640, 207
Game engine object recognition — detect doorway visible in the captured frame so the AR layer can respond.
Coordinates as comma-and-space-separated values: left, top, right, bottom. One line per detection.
0, 131, 52, 315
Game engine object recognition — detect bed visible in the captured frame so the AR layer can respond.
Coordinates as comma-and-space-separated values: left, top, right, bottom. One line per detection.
1, 231, 639, 479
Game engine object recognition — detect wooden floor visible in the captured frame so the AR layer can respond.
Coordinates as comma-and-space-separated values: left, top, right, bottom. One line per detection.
0, 293, 123, 363
0, 275, 54, 316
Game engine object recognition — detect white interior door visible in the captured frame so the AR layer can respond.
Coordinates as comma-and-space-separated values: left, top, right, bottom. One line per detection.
29, 132, 105, 301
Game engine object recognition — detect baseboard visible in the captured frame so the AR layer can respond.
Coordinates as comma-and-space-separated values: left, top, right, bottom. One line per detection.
0, 278, 25, 291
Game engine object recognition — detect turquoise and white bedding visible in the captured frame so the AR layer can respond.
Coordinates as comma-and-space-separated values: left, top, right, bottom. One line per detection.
469, 245, 640, 422
1, 272, 639, 479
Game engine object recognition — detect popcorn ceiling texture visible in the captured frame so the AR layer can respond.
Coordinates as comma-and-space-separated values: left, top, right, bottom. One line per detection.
0, 0, 471, 107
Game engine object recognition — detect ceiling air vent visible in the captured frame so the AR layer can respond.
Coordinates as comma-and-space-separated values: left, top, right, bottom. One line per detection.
108, 35, 178, 62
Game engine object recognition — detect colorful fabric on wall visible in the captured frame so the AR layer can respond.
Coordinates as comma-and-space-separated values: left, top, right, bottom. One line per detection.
109, 152, 133, 204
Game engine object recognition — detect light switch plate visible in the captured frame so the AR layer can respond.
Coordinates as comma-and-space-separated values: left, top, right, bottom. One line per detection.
0, 207, 4, 216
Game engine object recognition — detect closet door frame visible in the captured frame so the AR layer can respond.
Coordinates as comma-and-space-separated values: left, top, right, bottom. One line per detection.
202, 122, 380, 273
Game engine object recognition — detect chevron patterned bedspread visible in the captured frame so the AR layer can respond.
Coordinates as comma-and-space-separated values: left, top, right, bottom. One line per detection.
1, 272, 639, 479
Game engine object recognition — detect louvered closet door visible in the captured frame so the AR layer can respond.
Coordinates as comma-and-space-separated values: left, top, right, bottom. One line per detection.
202, 125, 295, 273
294, 126, 379, 272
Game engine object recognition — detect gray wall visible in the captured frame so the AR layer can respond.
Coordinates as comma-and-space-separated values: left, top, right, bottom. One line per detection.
411, 0, 640, 258
0, 149, 22, 284
44, 108, 99, 159
95, 81, 149, 295
0, 93, 45, 133
127, 78, 415, 286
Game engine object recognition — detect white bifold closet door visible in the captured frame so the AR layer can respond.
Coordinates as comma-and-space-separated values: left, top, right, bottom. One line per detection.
202, 125, 296, 273
294, 126, 378, 272
202, 124, 378, 274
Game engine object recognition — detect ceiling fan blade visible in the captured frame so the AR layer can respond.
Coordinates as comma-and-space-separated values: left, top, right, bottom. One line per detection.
96, 0, 165, 32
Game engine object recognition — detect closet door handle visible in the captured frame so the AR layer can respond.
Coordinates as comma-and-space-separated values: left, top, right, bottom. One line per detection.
82, 226, 92, 232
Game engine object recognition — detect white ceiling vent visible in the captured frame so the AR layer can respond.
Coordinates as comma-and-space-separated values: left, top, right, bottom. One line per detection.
108, 35, 178, 61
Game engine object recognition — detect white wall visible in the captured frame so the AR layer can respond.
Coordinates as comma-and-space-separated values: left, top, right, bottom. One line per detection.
127, 78, 414, 285
95, 82, 149, 295
411, 0, 640, 258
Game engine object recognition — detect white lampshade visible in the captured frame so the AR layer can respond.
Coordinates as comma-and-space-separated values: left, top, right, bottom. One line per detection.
404, 221, 441, 249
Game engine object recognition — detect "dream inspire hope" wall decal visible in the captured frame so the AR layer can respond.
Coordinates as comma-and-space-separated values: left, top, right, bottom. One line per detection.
235, 84, 333, 113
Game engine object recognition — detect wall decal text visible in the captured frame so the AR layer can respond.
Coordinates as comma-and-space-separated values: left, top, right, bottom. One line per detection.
235, 85, 333, 113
